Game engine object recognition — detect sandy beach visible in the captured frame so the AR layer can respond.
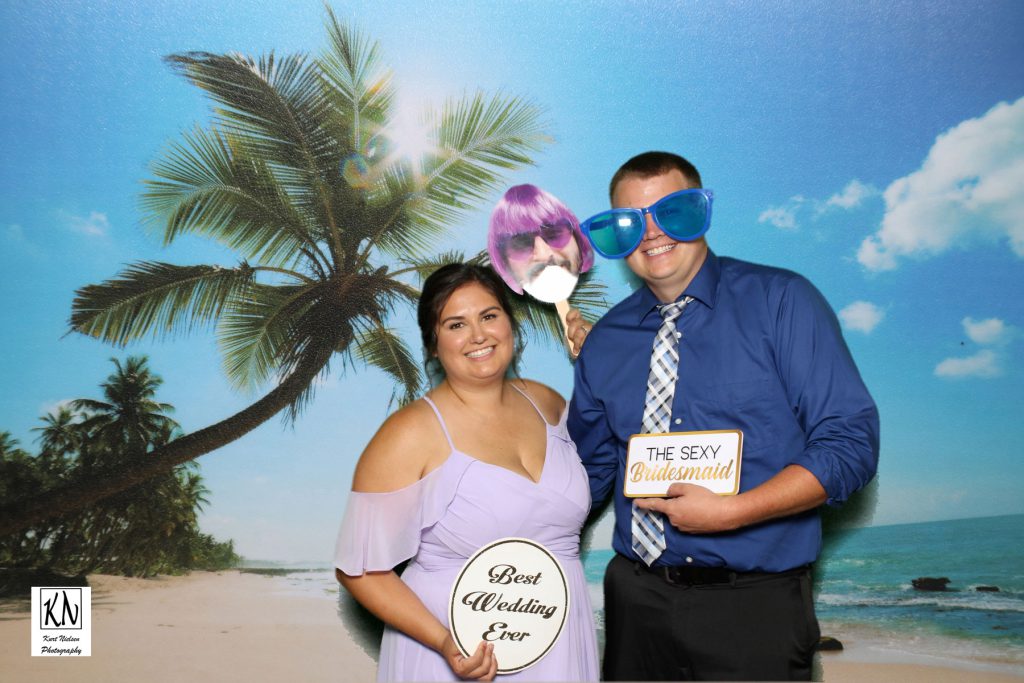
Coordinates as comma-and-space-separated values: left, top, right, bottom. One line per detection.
0, 570, 374, 682
1, 570, 1021, 682
818, 638, 1024, 682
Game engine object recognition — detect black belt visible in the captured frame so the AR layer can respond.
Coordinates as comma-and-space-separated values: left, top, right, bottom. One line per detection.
636, 560, 810, 586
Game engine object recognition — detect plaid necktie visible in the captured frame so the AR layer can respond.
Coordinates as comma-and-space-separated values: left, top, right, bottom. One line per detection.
631, 296, 694, 566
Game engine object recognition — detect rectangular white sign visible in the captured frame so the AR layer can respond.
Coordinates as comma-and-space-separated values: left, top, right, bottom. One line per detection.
31, 586, 92, 656
624, 430, 742, 497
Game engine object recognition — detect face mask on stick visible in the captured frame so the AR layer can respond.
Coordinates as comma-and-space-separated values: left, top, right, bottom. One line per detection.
487, 185, 594, 344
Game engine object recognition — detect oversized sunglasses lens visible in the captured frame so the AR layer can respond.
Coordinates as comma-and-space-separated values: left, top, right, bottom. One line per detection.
502, 221, 573, 260
539, 221, 573, 249
653, 191, 710, 241
584, 211, 644, 259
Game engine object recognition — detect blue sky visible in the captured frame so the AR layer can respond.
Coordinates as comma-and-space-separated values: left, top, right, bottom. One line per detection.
2, 1, 1022, 562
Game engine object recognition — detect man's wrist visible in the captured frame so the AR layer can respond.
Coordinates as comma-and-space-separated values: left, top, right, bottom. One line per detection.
723, 493, 749, 531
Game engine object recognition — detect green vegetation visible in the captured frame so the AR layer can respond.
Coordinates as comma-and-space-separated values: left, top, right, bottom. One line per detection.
0, 8, 604, 536
0, 356, 239, 586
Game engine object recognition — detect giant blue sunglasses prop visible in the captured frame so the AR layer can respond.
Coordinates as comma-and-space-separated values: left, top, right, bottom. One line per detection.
580, 188, 714, 259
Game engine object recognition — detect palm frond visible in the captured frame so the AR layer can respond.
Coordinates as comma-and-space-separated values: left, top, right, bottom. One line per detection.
142, 126, 330, 270
68, 398, 113, 416
395, 251, 472, 283
314, 13, 400, 262
164, 51, 337, 178
317, 8, 394, 151
165, 49, 357, 265
355, 94, 549, 261
278, 312, 349, 422
419, 92, 548, 221
70, 261, 256, 346
354, 323, 422, 408
350, 163, 450, 259
565, 265, 609, 321
217, 282, 319, 392
371, 272, 421, 310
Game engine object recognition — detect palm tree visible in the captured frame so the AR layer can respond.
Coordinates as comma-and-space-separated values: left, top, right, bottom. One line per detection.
0, 433, 51, 566
31, 357, 182, 575
71, 356, 179, 464
33, 405, 81, 459
0, 10, 604, 535
0, 433, 34, 510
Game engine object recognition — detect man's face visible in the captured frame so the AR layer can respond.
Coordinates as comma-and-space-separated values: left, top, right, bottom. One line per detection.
506, 229, 582, 288
614, 169, 709, 303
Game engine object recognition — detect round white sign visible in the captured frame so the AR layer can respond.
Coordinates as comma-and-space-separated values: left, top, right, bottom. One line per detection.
448, 537, 570, 674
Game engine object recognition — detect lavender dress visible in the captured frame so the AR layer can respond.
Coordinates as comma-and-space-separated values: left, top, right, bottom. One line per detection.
335, 388, 598, 682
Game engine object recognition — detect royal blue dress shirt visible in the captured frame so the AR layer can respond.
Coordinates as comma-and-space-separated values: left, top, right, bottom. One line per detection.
568, 250, 879, 572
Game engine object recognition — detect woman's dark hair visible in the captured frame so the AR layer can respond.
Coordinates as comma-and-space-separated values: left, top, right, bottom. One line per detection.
417, 263, 523, 383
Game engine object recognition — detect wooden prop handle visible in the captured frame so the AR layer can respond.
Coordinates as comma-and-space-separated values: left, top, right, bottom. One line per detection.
555, 299, 571, 348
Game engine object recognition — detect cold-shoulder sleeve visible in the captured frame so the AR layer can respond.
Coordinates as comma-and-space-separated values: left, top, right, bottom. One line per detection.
333, 464, 455, 576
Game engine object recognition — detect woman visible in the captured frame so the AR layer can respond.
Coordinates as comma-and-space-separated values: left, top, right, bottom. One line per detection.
334, 263, 598, 681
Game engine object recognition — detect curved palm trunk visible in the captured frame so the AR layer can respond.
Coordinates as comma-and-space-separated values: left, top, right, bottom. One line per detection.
0, 351, 331, 536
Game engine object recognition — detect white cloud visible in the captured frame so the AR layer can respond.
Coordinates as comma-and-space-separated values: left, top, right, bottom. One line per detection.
62, 210, 110, 237
825, 179, 878, 210
758, 205, 798, 230
859, 96, 1024, 271
758, 196, 808, 230
962, 316, 1007, 345
934, 349, 1001, 379
838, 300, 885, 333
761, 179, 878, 231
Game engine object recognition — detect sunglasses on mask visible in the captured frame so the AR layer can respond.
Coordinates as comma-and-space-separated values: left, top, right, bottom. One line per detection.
498, 219, 575, 261
580, 188, 714, 259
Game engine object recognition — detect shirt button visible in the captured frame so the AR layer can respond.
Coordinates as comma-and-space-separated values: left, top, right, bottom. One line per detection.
674, 418, 682, 425
685, 556, 694, 564
675, 331, 682, 338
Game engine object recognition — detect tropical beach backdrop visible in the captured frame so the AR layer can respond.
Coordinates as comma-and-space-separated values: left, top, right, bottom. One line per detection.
292, 512, 1024, 675
2, 0, 1022, 679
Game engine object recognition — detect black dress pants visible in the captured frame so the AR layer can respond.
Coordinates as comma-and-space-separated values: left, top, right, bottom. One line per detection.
603, 553, 820, 681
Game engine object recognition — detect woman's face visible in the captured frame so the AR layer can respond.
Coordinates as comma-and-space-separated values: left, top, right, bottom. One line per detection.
434, 282, 514, 385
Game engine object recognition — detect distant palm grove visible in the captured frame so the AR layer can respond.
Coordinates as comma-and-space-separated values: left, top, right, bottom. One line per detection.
0, 356, 239, 590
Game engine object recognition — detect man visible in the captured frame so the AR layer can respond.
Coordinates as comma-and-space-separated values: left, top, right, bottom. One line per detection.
488, 184, 592, 303
566, 151, 879, 681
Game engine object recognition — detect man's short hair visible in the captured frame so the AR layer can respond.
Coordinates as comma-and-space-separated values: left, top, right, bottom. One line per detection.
609, 151, 703, 201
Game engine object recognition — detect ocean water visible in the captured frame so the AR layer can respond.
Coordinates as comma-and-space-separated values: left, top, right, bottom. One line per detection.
813, 513, 1024, 665
319, 514, 1024, 669
582, 513, 1024, 668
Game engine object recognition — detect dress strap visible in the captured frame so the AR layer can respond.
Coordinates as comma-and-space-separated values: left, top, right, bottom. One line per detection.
421, 396, 456, 451
510, 382, 551, 425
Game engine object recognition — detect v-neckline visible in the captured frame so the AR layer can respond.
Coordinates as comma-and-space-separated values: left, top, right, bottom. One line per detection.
425, 383, 555, 486
453, 421, 553, 486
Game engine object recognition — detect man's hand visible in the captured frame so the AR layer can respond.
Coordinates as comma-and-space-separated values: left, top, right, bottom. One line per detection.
634, 483, 741, 534
636, 465, 828, 534
565, 307, 592, 357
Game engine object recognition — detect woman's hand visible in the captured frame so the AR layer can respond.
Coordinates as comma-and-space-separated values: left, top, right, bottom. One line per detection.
440, 633, 498, 681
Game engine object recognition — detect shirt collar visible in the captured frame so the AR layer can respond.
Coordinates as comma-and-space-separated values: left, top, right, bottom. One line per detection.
630, 248, 721, 324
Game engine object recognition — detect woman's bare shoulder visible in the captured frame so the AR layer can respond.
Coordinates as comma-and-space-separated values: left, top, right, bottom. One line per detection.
351, 400, 446, 492
515, 378, 566, 424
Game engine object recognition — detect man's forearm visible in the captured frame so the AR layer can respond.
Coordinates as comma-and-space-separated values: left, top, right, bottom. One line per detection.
729, 464, 827, 529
